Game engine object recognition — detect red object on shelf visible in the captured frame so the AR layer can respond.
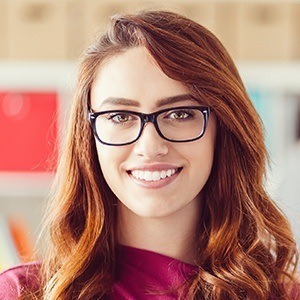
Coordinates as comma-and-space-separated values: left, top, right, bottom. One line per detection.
0, 92, 58, 172
8, 216, 35, 263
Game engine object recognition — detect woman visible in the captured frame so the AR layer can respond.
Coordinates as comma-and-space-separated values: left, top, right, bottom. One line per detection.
0, 10, 299, 300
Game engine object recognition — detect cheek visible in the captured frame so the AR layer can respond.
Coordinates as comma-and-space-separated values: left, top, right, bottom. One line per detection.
190, 145, 214, 179
194, 117, 217, 177
181, 132, 216, 189
95, 143, 127, 181
96, 144, 115, 171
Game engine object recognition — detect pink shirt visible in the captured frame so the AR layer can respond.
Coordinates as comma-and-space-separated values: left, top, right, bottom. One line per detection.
0, 246, 196, 299
0, 246, 299, 299
108, 246, 197, 299
0, 261, 40, 299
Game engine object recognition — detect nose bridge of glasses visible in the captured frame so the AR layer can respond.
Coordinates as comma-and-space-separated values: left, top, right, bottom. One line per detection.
141, 112, 156, 125
138, 112, 162, 140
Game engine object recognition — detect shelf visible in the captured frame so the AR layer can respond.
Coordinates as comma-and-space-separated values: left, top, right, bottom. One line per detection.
237, 61, 300, 92
1, 61, 300, 92
0, 61, 76, 92
0, 172, 54, 198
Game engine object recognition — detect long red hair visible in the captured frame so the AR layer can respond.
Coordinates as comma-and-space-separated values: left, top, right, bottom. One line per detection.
24, 10, 298, 299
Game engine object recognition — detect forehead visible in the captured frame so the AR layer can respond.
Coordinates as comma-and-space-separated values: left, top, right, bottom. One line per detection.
90, 47, 190, 110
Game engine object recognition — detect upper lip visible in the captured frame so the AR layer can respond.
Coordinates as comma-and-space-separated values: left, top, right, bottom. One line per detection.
127, 163, 182, 172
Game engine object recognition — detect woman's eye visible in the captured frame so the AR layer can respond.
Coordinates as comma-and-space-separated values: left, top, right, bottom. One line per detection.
168, 110, 194, 120
108, 113, 133, 123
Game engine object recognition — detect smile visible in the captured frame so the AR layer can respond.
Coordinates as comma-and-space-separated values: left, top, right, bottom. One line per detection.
130, 168, 181, 181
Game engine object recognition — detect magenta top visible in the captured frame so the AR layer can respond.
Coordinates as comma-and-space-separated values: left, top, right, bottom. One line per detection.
0, 246, 299, 299
109, 246, 197, 299
0, 261, 40, 299
0, 246, 196, 299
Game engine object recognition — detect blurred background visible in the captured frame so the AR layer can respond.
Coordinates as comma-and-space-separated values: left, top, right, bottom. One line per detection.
0, 0, 299, 270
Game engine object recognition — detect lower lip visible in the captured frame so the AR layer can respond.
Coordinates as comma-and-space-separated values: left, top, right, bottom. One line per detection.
128, 169, 181, 189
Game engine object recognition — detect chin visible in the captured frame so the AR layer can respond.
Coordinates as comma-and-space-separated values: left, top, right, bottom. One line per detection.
123, 200, 186, 219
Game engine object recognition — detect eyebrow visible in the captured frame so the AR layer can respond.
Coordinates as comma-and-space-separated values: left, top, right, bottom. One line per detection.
98, 94, 197, 109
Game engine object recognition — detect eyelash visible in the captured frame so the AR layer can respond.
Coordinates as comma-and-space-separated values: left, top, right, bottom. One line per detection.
107, 113, 137, 124
165, 110, 195, 120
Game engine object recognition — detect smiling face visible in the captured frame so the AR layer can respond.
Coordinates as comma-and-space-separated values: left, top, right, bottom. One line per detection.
90, 47, 216, 220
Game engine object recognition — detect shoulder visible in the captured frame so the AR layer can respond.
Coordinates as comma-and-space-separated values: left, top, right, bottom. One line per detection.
281, 277, 300, 300
0, 262, 41, 299
290, 281, 300, 299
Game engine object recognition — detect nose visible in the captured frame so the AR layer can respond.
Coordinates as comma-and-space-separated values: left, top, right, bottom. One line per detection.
133, 123, 169, 159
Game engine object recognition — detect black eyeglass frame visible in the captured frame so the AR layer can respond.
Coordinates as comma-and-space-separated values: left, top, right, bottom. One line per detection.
88, 105, 212, 146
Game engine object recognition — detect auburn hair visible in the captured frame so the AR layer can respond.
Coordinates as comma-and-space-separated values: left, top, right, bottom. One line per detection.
24, 10, 298, 299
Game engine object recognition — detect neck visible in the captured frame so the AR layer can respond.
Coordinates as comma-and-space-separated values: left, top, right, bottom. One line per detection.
117, 200, 201, 265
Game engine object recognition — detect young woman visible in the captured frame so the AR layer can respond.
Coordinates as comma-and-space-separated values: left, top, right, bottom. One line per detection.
0, 10, 299, 300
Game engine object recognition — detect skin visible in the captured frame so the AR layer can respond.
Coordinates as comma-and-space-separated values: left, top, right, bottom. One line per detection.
90, 47, 217, 264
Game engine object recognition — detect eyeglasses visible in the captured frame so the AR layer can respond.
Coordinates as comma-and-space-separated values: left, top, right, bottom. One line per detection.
88, 106, 212, 146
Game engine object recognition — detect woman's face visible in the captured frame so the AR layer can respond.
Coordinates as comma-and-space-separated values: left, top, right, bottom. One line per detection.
90, 47, 216, 219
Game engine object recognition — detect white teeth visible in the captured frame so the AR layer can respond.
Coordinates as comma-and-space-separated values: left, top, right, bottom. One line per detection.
152, 171, 160, 181
131, 169, 178, 181
144, 171, 152, 181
